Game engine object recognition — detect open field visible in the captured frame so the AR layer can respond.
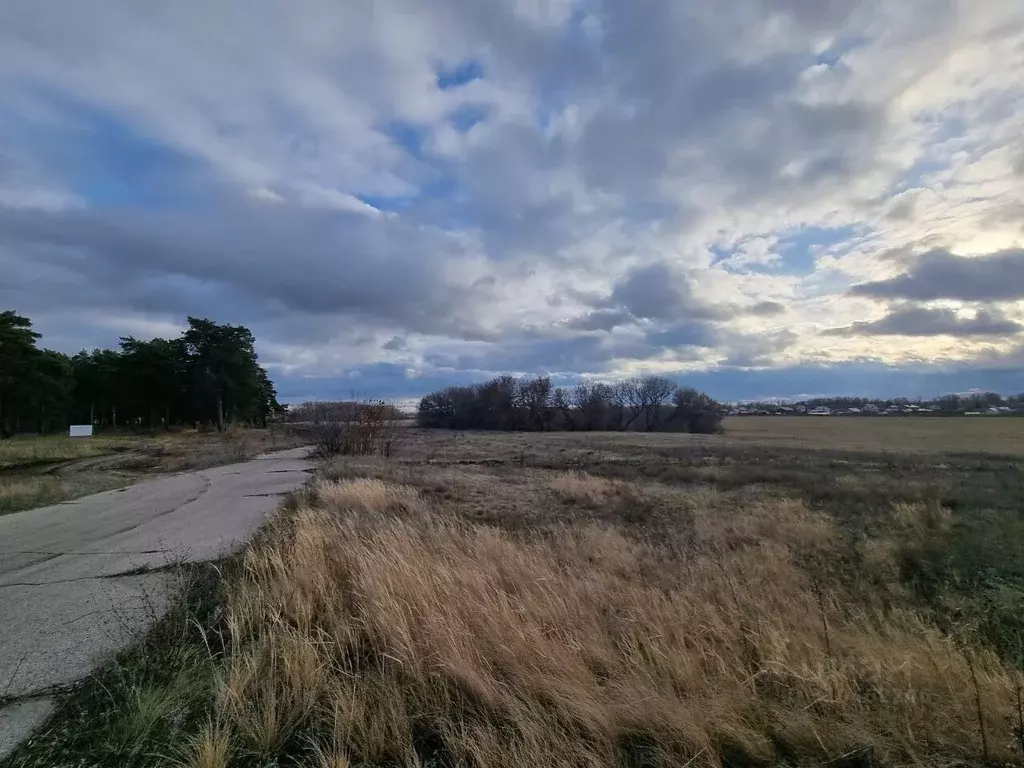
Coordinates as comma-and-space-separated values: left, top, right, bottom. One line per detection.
7, 423, 1024, 768
0, 428, 305, 514
721, 415, 1024, 455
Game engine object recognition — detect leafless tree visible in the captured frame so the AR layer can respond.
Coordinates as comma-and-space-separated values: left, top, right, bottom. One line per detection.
306, 399, 404, 458
638, 375, 677, 430
519, 376, 553, 431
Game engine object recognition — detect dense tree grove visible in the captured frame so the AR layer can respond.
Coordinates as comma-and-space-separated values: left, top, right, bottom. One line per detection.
0, 311, 282, 436
417, 374, 723, 434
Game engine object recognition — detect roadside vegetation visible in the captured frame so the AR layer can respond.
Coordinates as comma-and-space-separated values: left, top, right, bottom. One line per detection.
0, 433, 138, 470
0, 428, 303, 515
7, 420, 1024, 768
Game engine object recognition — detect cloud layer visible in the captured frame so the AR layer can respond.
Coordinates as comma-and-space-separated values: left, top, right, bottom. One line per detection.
1, 0, 1023, 401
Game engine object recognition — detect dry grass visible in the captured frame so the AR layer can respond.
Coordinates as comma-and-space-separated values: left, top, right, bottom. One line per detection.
0, 427, 305, 514
0, 474, 133, 514
721, 415, 1024, 455
549, 470, 623, 505
0, 434, 137, 470
12, 428, 1022, 768
174, 721, 233, 768
206, 475, 1018, 767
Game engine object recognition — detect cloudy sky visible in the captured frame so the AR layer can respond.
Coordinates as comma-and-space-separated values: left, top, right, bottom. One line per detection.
2, 1, 1023, 402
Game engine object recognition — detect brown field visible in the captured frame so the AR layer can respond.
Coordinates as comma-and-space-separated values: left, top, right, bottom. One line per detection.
721, 415, 1024, 455
10, 424, 1024, 768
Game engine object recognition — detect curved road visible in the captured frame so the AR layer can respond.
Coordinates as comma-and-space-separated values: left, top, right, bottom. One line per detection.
0, 446, 311, 758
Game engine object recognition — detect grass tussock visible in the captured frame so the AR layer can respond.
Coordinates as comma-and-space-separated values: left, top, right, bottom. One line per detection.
174, 721, 233, 768
549, 470, 623, 505
210, 477, 1018, 767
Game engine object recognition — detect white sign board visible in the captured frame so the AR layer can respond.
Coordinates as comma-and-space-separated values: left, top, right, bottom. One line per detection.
69, 425, 94, 438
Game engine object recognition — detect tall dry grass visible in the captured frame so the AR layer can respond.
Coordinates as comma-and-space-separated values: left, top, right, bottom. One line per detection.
203, 475, 1019, 767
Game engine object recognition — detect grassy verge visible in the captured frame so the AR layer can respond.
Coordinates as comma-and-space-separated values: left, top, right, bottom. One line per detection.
0, 434, 139, 471
3, 562, 227, 768
7, 431, 1024, 767
0, 427, 304, 515
0, 474, 138, 515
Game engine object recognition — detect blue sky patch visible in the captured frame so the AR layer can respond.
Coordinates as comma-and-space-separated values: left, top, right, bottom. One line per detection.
5, 89, 205, 208
775, 225, 858, 275
449, 104, 489, 133
381, 119, 428, 160
436, 59, 484, 90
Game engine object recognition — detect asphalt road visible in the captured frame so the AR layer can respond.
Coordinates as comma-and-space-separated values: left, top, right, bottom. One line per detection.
0, 446, 312, 759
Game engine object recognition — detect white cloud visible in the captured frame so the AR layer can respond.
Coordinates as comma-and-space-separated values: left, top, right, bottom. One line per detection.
0, 0, 1022, 394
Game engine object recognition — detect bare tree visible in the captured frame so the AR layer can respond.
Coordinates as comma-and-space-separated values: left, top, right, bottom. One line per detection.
571, 382, 611, 430
416, 374, 720, 435
519, 376, 553, 431
552, 387, 574, 430
638, 375, 677, 431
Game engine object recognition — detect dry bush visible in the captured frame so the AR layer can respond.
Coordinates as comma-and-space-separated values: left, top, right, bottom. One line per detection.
892, 500, 953, 536
212, 478, 1018, 767
303, 400, 405, 459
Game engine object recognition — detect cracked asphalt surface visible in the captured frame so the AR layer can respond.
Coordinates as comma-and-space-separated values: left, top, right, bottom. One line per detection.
0, 446, 311, 758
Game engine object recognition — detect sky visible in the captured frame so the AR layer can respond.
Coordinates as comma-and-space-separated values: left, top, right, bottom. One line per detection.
1, 1, 1023, 403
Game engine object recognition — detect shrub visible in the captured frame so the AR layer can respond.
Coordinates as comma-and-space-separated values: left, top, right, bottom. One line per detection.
302, 401, 404, 459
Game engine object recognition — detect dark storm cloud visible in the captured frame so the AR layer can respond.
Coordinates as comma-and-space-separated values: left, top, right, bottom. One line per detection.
721, 329, 799, 367
824, 305, 1023, 338
645, 321, 719, 349
424, 334, 616, 375
750, 301, 787, 317
603, 262, 729, 321
851, 248, 1024, 302
382, 336, 408, 352
594, 263, 786, 326
0, 197, 489, 344
567, 308, 637, 332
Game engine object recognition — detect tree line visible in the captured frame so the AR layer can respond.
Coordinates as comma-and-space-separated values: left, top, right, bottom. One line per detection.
417, 375, 722, 434
0, 310, 282, 436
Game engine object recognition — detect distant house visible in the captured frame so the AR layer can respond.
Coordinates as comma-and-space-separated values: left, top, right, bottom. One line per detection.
848, 408, 861, 414
808, 406, 831, 416
863, 403, 879, 413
